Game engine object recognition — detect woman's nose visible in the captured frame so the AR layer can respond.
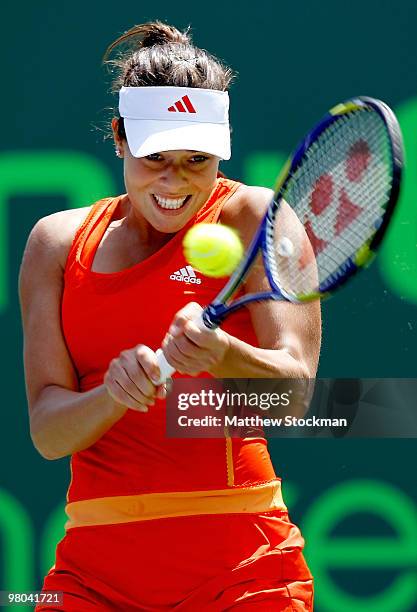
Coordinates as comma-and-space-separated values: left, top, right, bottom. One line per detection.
159, 163, 188, 187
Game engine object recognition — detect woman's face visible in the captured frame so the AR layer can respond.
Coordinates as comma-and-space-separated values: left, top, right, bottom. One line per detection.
114, 126, 220, 233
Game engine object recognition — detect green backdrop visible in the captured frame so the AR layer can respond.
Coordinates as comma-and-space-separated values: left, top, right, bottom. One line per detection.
1, 2, 417, 610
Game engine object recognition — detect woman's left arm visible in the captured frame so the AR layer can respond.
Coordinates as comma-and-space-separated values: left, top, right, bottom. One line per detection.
162, 185, 321, 380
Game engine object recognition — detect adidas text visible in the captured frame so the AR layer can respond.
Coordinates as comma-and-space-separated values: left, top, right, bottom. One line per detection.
170, 274, 201, 284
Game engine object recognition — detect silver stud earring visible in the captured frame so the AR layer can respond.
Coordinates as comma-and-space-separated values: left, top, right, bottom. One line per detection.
115, 148, 122, 158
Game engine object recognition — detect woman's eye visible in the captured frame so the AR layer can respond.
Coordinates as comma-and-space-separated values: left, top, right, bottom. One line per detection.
145, 153, 163, 161
190, 155, 209, 163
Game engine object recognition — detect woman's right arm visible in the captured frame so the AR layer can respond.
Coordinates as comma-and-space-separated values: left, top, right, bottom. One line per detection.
19, 213, 158, 460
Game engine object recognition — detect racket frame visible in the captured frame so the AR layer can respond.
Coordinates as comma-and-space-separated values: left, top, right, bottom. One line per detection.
202, 96, 403, 329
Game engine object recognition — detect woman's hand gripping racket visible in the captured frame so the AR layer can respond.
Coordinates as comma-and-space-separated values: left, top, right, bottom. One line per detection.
156, 96, 404, 383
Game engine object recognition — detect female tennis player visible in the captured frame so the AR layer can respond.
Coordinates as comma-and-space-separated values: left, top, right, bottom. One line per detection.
20, 21, 320, 611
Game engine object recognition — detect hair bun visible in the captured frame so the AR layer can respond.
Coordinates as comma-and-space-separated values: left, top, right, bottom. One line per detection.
140, 22, 190, 47
103, 21, 191, 62
103, 21, 234, 94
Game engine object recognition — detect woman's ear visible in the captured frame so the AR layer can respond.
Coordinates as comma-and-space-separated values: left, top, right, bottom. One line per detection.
111, 117, 124, 158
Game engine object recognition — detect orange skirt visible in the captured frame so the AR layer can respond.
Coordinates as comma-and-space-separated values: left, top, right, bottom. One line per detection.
36, 510, 313, 611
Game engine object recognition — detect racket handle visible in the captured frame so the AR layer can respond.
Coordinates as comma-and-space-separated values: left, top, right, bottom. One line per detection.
155, 348, 176, 383
154, 314, 210, 385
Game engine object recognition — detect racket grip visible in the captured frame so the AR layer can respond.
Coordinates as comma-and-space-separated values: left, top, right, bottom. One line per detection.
154, 314, 210, 385
155, 349, 176, 384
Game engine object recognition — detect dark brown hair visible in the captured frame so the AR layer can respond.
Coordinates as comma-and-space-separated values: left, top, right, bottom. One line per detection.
103, 21, 234, 140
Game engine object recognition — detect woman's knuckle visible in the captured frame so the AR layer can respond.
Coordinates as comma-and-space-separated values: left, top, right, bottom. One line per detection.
121, 352, 132, 365
177, 313, 189, 326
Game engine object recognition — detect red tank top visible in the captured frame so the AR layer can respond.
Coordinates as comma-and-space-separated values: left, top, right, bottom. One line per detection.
62, 178, 277, 503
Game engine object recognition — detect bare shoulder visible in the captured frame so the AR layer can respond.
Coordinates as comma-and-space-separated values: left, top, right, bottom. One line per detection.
220, 185, 274, 246
222, 184, 273, 220
221, 184, 300, 238
22, 206, 93, 272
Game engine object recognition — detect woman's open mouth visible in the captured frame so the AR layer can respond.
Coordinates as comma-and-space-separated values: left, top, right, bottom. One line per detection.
152, 194, 192, 213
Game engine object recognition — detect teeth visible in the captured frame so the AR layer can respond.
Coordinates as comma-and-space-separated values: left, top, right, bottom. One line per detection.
154, 195, 188, 209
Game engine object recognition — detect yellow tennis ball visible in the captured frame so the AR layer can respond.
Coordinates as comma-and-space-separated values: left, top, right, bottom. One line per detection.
183, 223, 244, 278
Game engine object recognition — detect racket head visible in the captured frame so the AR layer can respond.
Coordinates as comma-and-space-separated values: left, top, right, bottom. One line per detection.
265, 96, 404, 302
203, 97, 404, 328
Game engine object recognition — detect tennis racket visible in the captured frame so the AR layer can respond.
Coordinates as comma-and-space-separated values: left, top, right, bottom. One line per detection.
155, 96, 404, 383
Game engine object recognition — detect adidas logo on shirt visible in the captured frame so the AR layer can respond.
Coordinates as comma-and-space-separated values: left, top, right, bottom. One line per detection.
170, 265, 202, 284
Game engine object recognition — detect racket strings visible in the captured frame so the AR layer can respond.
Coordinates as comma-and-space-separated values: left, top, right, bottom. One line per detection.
273, 109, 393, 296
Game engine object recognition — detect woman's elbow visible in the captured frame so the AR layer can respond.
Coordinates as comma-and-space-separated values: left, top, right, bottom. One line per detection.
29, 424, 68, 461
280, 344, 318, 380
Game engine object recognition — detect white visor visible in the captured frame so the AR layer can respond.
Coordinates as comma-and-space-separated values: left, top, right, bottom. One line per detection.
118, 86, 231, 160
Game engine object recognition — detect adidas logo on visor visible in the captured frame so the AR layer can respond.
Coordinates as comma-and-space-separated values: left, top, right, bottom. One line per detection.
170, 265, 202, 284
168, 95, 196, 113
